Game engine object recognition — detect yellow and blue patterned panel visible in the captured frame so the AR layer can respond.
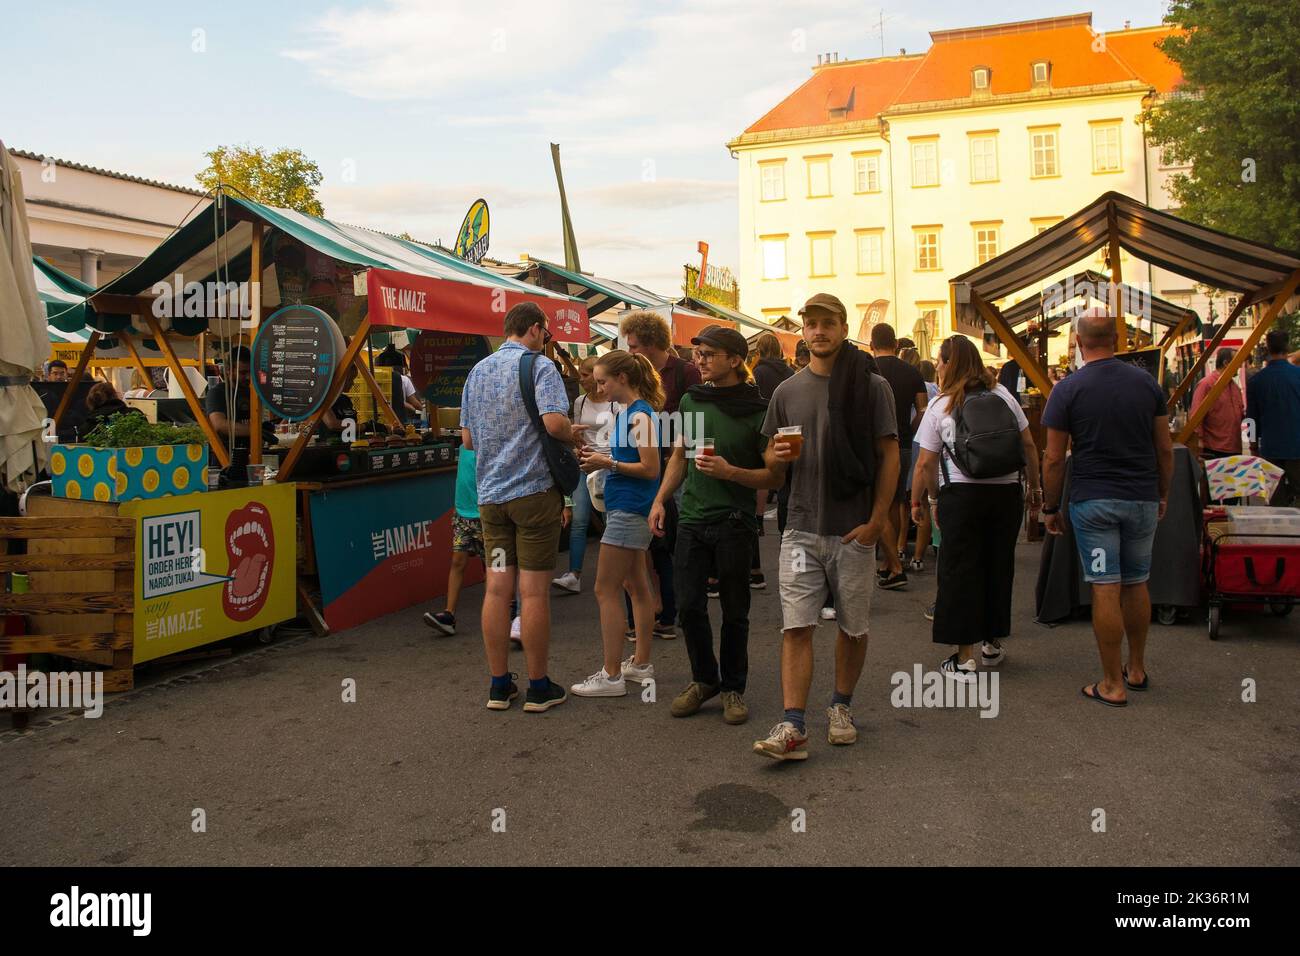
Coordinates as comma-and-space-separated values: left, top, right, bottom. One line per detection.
50, 444, 208, 502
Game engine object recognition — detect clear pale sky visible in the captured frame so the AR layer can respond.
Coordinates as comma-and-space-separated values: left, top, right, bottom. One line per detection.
3, 0, 1171, 295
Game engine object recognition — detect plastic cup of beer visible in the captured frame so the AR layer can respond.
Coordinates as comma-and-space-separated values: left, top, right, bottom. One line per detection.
699, 439, 716, 458
777, 425, 803, 459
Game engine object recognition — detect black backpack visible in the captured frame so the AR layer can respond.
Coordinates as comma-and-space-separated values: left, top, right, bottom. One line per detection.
940, 384, 1025, 481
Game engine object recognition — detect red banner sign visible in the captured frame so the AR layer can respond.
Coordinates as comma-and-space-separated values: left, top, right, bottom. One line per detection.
366, 267, 589, 342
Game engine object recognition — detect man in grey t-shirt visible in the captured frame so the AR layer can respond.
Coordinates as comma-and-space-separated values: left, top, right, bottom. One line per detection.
750, 293, 899, 762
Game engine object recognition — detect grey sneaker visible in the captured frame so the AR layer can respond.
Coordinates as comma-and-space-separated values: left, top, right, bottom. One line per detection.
827, 703, 858, 745
670, 681, 719, 718
721, 691, 749, 725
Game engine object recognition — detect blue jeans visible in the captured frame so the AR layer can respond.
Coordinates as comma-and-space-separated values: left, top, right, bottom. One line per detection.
1069, 498, 1159, 585
567, 473, 594, 573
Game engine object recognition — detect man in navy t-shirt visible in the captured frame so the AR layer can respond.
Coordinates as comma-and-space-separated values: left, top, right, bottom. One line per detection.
1246, 330, 1300, 506
1041, 309, 1174, 709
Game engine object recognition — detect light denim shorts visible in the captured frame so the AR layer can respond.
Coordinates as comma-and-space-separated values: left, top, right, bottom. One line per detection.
1069, 498, 1159, 585
601, 509, 652, 550
777, 529, 875, 638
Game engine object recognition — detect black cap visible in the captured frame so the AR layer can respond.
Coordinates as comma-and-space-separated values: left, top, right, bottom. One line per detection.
691, 324, 749, 357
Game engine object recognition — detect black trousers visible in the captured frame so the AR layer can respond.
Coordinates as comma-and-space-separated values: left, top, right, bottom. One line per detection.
933, 482, 1022, 646
675, 517, 752, 692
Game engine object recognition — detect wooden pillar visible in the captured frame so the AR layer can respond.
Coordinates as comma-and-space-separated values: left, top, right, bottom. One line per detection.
248, 222, 264, 463
279, 317, 374, 480
115, 330, 153, 390
1178, 269, 1300, 444
351, 350, 403, 430
973, 292, 1053, 397
1107, 201, 1126, 351
143, 314, 230, 467
1167, 295, 1251, 412
52, 331, 100, 428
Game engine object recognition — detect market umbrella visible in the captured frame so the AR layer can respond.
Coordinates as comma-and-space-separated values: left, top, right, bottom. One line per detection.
0, 140, 51, 493
1204, 455, 1285, 503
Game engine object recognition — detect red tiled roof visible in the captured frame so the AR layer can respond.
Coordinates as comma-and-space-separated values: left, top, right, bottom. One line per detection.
738, 15, 1182, 137
744, 56, 923, 133
1105, 26, 1183, 95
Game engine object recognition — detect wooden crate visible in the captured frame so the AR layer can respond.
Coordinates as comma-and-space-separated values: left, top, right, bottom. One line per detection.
0, 509, 136, 692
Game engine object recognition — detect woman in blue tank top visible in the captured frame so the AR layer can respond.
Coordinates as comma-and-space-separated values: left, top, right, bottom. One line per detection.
573, 350, 664, 699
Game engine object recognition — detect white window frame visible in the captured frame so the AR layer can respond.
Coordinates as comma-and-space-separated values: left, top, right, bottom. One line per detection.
969, 135, 998, 183
974, 225, 1001, 265
809, 233, 834, 278
911, 141, 939, 187
856, 231, 884, 274
806, 156, 832, 198
914, 230, 941, 271
854, 154, 880, 193
1031, 128, 1059, 178
972, 68, 990, 91
1092, 124, 1122, 173
759, 162, 786, 202
761, 238, 787, 280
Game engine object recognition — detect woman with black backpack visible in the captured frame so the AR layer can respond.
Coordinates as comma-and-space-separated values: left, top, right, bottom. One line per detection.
911, 335, 1041, 682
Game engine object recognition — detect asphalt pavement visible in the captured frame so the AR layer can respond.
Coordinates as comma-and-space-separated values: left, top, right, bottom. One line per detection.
2, 533, 1297, 866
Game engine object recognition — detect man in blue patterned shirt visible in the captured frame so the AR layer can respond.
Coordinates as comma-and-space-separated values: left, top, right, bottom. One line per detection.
461, 302, 583, 713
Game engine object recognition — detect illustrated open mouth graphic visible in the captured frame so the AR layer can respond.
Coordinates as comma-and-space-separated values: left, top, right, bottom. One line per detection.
223, 502, 274, 621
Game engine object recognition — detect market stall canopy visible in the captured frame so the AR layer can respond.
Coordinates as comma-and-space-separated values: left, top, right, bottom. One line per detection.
520, 257, 671, 319
951, 191, 1300, 334
35, 255, 94, 332
0, 141, 50, 491
1001, 268, 1195, 330
678, 295, 802, 358
87, 193, 590, 342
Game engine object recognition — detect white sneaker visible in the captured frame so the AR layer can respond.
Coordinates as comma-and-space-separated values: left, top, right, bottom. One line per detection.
570, 668, 627, 697
981, 640, 1006, 666
552, 571, 580, 594
820, 606, 837, 621
940, 654, 977, 684
827, 703, 858, 745
509, 616, 522, 644
620, 655, 655, 685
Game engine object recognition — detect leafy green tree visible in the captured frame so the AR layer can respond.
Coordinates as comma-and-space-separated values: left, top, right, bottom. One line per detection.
196, 145, 325, 216
1144, 0, 1300, 250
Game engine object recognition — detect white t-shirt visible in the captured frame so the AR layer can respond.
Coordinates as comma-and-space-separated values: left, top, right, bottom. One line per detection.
574, 394, 617, 458
401, 375, 416, 400
915, 383, 1028, 486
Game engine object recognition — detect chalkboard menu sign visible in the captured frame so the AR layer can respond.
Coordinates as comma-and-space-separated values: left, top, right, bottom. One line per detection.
1114, 345, 1163, 381
251, 305, 347, 421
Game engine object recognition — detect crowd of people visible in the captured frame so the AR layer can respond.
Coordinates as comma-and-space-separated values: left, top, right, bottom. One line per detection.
432, 297, 1298, 761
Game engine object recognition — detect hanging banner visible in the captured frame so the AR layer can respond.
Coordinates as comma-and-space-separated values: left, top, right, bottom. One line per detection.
454, 199, 491, 264
409, 333, 492, 405
365, 267, 589, 342
856, 299, 890, 342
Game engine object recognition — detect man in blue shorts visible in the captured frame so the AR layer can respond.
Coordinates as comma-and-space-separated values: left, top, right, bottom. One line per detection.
1041, 309, 1173, 708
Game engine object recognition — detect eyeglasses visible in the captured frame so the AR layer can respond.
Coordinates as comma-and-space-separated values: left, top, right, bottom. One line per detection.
695, 348, 719, 363
540, 325, 553, 346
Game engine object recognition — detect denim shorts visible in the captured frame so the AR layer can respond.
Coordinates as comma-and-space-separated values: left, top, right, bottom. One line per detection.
1069, 498, 1159, 585
601, 509, 652, 550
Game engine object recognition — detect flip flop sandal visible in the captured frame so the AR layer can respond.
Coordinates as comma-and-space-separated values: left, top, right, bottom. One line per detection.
1081, 683, 1126, 707
1122, 667, 1149, 691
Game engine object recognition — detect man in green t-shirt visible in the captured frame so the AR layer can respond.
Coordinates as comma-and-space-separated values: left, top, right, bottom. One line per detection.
650, 325, 780, 726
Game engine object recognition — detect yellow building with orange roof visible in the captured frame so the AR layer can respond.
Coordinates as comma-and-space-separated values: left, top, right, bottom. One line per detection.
729, 13, 1210, 356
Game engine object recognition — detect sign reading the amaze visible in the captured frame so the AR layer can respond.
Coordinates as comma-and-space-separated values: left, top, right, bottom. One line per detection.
365, 268, 590, 343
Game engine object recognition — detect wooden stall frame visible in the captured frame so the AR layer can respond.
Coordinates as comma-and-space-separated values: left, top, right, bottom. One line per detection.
0, 516, 136, 693
1164, 295, 1252, 412
1176, 268, 1300, 444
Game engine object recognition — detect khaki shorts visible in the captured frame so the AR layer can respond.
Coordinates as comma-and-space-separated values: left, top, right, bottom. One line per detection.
478, 488, 564, 572
778, 529, 875, 638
